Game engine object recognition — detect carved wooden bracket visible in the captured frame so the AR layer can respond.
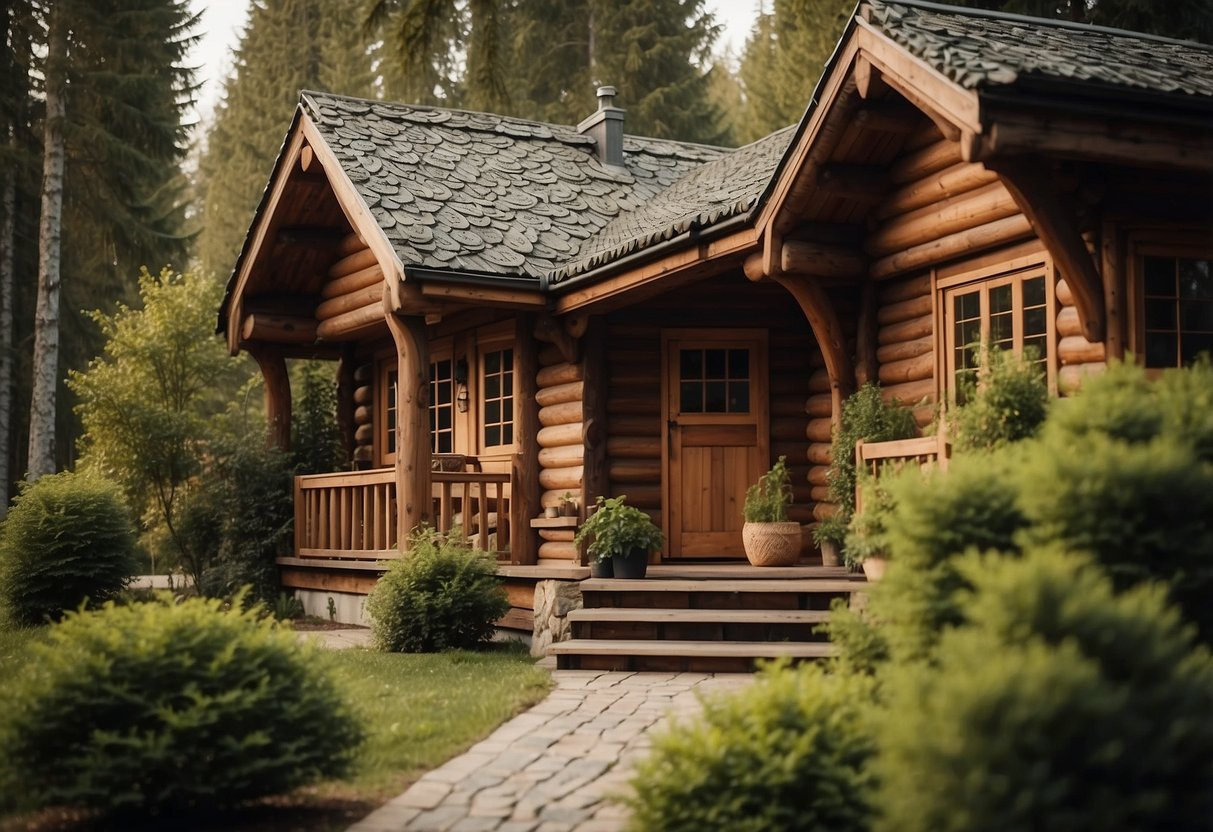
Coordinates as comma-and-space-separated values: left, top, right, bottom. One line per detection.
988, 158, 1105, 343
534, 313, 580, 364
248, 346, 291, 452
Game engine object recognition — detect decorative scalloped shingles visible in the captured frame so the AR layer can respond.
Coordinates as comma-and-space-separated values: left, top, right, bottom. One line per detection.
870, 0, 1213, 97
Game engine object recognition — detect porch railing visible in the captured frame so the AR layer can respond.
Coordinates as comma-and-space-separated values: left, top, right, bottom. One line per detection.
854, 433, 950, 514
294, 468, 511, 559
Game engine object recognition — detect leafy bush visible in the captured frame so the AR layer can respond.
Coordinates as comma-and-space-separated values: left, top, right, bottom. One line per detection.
949, 344, 1049, 452
629, 662, 877, 832
574, 494, 665, 562
367, 526, 510, 652
744, 456, 793, 522
826, 384, 918, 540
843, 475, 897, 567
876, 549, 1213, 832
0, 596, 363, 814
291, 360, 345, 475
0, 471, 137, 626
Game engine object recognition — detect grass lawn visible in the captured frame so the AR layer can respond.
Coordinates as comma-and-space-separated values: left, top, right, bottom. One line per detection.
0, 627, 552, 831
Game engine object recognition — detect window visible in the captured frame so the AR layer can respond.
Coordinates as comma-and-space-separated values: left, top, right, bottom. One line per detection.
429, 357, 454, 454
942, 262, 1052, 400
379, 364, 399, 463
481, 347, 513, 448
678, 347, 750, 413
1142, 255, 1213, 367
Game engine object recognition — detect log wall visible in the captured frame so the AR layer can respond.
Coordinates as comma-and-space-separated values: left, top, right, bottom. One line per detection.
352, 362, 374, 465
315, 240, 386, 341
875, 273, 935, 427
1056, 275, 1107, 393
536, 346, 585, 562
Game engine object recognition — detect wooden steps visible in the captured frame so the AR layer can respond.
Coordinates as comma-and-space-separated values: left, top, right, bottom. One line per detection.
551, 564, 865, 672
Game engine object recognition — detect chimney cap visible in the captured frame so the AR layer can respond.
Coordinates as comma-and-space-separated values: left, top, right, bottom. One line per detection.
596, 86, 617, 109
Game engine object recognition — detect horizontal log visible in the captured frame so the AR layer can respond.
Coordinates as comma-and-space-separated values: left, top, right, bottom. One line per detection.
353, 364, 372, 383
354, 423, 374, 444
538, 444, 585, 468
808, 465, 830, 487
788, 504, 817, 524
538, 345, 566, 366
772, 397, 809, 418
354, 405, 372, 425
316, 281, 383, 320
606, 396, 659, 416
772, 442, 810, 465
353, 386, 372, 405
771, 418, 807, 442
805, 393, 833, 418
1056, 278, 1074, 306
871, 214, 1035, 280
888, 139, 962, 186
876, 293, 933, 326
537, 422, 584, 448
608, 459, 661, 484
606, 435, 660, 459
878, 273, 932, 305
878, 312, 934, 346
879, 351, 935, 385
813, 502, 838, 522
876, 161, 998, 221
353, 445, 374, 463
780, 240, 865, 278
1059, 361, 1106, 394
810, 485, 830, 503
538, 541, 579, 561
538, 400, 582, 427
338, 232, 365, 256
1058, 335, 1106, 366
328, 246, 378, 280
606, 485, 661, 508
807, 418, 833, 443
809, 369, 832, 394
321, 263, 384, 299
866, 182, 1020, 258
536, 362, 584, 387
240, 314, 318, 344
913, 404, 935, 428
534, 380, 583, 407
315, 300, 384, 340
808, 443, 833, 466
538, 529, 575, 542
1057, 305, 1082, 338
877, 334, 933, 364
881, 377, 935, 406
610, 416, 660, 436
539, 465, 583, 491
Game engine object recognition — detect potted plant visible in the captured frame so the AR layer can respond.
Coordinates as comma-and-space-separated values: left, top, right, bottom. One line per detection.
574, 495, 664, 579
742, 456, 802, 567
559, 492, 578, 517
846, 475, 894, 580
811, 516, 845, 567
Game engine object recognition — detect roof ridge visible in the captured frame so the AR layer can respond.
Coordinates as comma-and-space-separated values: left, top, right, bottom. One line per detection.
874, 0, 1213, 52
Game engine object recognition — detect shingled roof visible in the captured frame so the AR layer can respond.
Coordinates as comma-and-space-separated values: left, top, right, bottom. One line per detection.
868, 0, 1213, 99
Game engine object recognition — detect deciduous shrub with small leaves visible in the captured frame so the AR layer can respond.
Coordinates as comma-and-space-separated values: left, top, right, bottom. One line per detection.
0, 595, 363, 815
0, 471, 137, 626
368, 526, 510, 652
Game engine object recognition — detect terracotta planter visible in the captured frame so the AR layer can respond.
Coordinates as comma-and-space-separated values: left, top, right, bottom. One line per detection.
819, 539, 841, 568
861, 556, 888, 581
589, 558, 613, 579
742, 522, 802, 567
612, 548, 649, 579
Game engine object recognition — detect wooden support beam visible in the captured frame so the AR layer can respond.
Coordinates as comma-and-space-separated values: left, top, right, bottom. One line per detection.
854, 55, 887, 100
771, 273, 856, 429
780, 240, 866, 279
511, 313, 541, 565
241, 313, 318, 344
385, 313, 432, 549
852, 103, 918, 134
419, 282, 546, 309
856, 282, 878, 387
987, 158, 1105, 343
249, 347, 291, 451
816, 164, 889, 203
534, 314, 580, 364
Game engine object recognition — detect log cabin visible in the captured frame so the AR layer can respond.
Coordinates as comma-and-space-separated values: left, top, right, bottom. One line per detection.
218, 0, 1213, 669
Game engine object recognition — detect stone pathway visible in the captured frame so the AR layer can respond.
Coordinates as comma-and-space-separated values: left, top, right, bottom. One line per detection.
298, 627, 374, 650
349, 669, 753, 832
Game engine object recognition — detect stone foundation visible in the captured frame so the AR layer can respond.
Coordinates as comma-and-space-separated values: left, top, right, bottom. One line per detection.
296, 589, 369, 626
530, 579, 582, 657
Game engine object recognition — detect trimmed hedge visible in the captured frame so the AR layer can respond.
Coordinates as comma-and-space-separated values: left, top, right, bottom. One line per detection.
0, 471, 137, 626
0, 596, 363, 814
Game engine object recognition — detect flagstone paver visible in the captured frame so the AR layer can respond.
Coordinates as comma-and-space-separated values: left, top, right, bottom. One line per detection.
348, 669, 752, 832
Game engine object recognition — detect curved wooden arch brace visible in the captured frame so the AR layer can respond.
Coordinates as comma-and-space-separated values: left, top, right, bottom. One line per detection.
386, 312, 432, 550
987, 158, 1105, 343
771, 273, 856, 428
249, 346, 292, 451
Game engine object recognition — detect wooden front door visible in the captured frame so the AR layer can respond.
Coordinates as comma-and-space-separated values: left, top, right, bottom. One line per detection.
663, 330, 769, 558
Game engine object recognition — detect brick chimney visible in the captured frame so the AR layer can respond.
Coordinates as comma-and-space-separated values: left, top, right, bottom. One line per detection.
578, 85, 625, 169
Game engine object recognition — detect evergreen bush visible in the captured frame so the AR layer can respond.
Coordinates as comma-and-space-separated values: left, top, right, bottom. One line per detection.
0, 471, 137, 626
876, 549, 1213, 832
743, 456, 793, 522
0, 596, 363, 815
367, 526, 510, 652
949, 344, 1049, 452
628, 662, 877, 832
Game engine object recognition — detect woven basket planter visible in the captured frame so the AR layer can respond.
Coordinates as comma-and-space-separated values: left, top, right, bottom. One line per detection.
742, 522, 802, 567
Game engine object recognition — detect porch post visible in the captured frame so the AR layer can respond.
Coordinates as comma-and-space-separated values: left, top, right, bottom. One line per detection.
386, 312, 432, 550
511, 313, 540, 564
249, 346, 291, 450
771, 273, 857, 428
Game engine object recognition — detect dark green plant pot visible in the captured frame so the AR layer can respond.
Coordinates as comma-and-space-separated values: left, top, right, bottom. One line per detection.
590, 558, 613, 578
613, 549, 649, 579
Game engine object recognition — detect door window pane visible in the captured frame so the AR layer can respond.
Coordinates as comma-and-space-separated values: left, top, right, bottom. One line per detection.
1144, 256, 1213, 367
677, 347, 751, 414
481, 347, 514, 448
429, 359, 453, 454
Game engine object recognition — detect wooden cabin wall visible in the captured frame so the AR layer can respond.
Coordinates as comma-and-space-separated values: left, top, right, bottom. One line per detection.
536, 345, 584, 562
874, 274, 935, 427
603, 273, 821, 530
352, 362, 374, 465
1056, 276, 1107, 393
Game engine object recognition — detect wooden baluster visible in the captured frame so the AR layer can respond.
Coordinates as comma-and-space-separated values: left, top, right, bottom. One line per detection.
478, 481, 489, 552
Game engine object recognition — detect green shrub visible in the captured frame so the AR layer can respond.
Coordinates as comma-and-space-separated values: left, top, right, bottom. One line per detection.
876, 549, 1213, 832
1020, 434, 1213, 641
0, 595, 363, 814
367, 526, 510, 652
843, 474, 897, 567
291, 360, 345, 475
574, 494, 665, 562
949, 344, 1049, 452
629, 662, 877, 832
744, 456, 792, 522
0, 471, 137, 626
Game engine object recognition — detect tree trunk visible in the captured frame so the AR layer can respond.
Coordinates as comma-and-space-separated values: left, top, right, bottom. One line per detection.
27, 6, 65, 481
0, 141, 14, 513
